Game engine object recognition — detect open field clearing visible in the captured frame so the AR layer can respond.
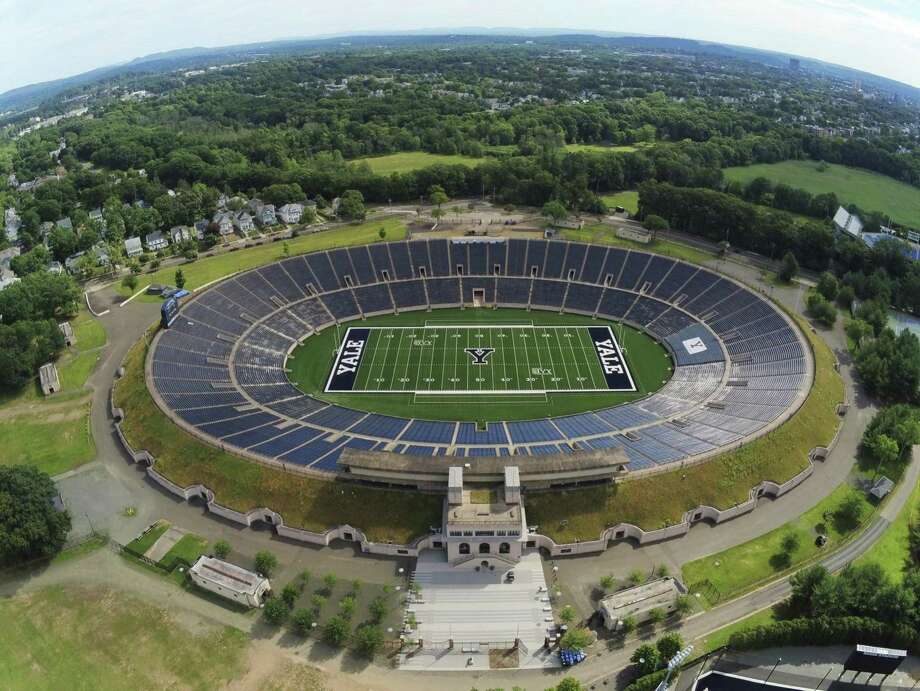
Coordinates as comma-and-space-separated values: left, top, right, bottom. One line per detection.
351, 151, 487, 174
723, 160, 920, 227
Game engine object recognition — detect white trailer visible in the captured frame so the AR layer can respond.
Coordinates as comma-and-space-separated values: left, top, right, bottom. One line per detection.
188, 555, 271, 608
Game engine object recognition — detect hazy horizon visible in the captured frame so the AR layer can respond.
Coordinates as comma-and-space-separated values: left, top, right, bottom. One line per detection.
2, 0, 919, 95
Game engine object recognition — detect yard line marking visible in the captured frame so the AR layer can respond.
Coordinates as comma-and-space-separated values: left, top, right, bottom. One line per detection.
554, 327, 577, 390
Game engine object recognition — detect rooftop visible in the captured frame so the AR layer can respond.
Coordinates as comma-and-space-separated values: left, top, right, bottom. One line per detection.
448, 489, 520, 525
190, 555, 266, 595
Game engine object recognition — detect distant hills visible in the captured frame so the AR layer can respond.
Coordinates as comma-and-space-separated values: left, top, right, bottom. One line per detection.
2, 30, 918, 113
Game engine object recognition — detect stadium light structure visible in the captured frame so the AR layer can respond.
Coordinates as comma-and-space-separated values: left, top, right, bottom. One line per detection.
655, 645, 694, 691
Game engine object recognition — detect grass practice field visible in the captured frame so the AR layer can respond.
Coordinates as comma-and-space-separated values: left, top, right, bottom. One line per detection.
289, 308, 671, 422
325, 324, 635, 394
351, 151, 487, 174
601, 190, 639, 215
723, 160, 920, 227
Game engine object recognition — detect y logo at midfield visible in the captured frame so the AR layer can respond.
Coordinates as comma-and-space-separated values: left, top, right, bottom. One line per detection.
464, 347, 495, 365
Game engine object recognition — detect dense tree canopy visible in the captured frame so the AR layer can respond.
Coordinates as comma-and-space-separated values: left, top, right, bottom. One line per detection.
0, 465, 71, 565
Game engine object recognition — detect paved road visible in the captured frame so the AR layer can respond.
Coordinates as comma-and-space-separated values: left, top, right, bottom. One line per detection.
40, 225, 910, 689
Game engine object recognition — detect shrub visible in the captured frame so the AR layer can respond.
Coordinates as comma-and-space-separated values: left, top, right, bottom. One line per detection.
311, 594, 327, 612
674, 595, 694, 618
647, 607, 665, 624
559, 627, 592, 651
369, 596, 388, 623
779, 251, 799, 282
121, 274, 138, 292
323, 615, 350, 647
620, 615, 637, 634
656, 632, 684, 660
262, 597, 288, 625
211, 540, 231, 559
254, 551, 278, 576
727, 616, 915, 652
323, 572, 338, 593
630, 643, 661, 676
624, 670, 668, 691
290, 608, 314, 636
281, 583, 299, 608
339, 595, 357, 620
600, 575, 615, 591
353, 624, 384, 659
559, 605, 576, 624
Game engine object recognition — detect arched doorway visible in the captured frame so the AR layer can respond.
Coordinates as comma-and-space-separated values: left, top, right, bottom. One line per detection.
499, 542, 511, 554
478, 543, 491, 554
459, 543, 470, 555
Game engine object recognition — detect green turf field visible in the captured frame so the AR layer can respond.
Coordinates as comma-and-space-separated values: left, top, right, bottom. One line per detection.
327, 323, 634, 394
723, 160, 920, 227
288, 308, 671, 422
351, 151, 487, 174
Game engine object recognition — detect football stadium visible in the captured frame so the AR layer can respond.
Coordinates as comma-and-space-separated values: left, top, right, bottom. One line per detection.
147, 237, 812, 478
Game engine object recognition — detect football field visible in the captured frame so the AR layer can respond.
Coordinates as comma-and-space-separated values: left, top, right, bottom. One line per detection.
325, 324, 636, 394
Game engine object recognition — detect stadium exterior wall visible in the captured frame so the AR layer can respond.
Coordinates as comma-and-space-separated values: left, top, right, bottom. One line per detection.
110, 374, 834, 559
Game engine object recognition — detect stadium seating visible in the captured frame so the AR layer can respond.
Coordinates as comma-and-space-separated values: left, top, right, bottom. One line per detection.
149, 238, 811, 473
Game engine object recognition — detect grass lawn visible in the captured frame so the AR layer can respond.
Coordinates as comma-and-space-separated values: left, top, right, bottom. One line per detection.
681, 483, 872, 605
601, 190, 639, 215
116, 218, 408, 299
351, 151, 487, 174
125, 520, 171, 556
114, 338, 441, 544
159, 533, 208, 571
561, 224, 716, 267
696, 607, 778, 653
0, 403, 95, 476
723, 160, 920, 228
565, 143, 640, 154
0, 585, 249, 690
526, 315, 843, 540
855, 475, 920, 582
288, 308, 672, 422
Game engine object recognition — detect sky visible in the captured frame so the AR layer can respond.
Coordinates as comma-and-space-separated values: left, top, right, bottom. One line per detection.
2, 0, 919, 94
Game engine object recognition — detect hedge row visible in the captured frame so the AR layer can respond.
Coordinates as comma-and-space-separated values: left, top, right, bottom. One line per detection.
728, 616, 917, 652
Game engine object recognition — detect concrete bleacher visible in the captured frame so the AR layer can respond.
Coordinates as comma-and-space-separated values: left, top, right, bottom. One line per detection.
149, 238, 811, 473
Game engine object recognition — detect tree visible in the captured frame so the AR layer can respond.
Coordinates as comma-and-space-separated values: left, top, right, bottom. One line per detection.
647, 607, 665, 625
262, 597, 288, 625
643, 214, 669, 240
541, 199, 568, 225
122, 274, 138, 293
559, 627, 592, 651
844, 319, 874, 348
835, 494, 864, 531
620, 615, 637, 634
628, 569, 644, 585
816, 272, 839, 301
174, 268, 186, 290
254, 550, 278, 576
552, 678, 584, 691
630, 643, 661, 676
870, 434, 899, 472
352, 624, 384, 659
428, 184, 448, 210
600, 574, 615, 591
310, 594, 327, 612
788, 565, 830, 615
779, 251, 799, 283
0, 465, 71, 565
212, 540, 231, 559
322, 615, 350, 647
378, 226, 386, 239
559, 605, 576, 624
806, 293, 836, 327
338, 189, 366, 221
781, 532, 801, 555
656, 632, 684, 661
290, 608, 314, 636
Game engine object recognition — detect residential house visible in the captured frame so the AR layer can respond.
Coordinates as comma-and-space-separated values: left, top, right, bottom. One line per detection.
145, 231, 169, 252
47, 261, 63, 274
212, 211, 234, 236
234, 211, 254, 233
56, 217, 73, 232
39, 221, 54, 244
124, 236, 143, 258
88, 207, 107, 233
169, 225, 193, 244
216, 193, 230, 209
193, 220, 209, 240
247, 198, 265, 215
64, 251, 85, 273
0, 247, 20, 289
257, 204, 276, 226
277, 203, 304, 224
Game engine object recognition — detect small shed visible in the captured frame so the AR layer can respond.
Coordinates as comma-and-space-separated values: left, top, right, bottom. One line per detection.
59, 321, 75, 347
188, 555, 271, 608
39, 363, 60, 396
869, 476, 894, 501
